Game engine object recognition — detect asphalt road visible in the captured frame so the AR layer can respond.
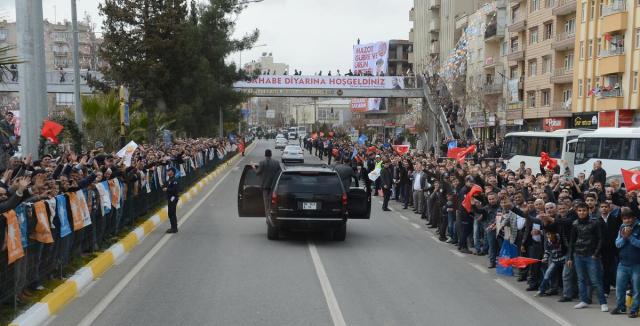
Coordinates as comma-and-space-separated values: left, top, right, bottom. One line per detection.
49, 140, 634, 326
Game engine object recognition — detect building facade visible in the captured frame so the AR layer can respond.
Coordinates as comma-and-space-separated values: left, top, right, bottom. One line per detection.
243, 53, 290, 127
571, 0, 640, 128
0, 19, 103, 115
243, 52, 289, 75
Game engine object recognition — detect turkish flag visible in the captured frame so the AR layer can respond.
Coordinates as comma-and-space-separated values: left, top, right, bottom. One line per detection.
498, 257, 541, 269
41, 120, 64, 144
462, 184, 483, 213
448, 145, 476, 165
622, 169, 640, 191
366, 146, 378, 154
539, 152, 558, 171
392, 145, 410, 156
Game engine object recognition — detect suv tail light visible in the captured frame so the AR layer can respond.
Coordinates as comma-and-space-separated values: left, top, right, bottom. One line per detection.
341, 192, 348, 206
271, 192, 278, 206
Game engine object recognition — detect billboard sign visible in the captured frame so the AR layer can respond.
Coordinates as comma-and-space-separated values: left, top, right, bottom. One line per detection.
352, 41, 389, 112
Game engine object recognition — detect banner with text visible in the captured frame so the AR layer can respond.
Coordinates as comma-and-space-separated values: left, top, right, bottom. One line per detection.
234, 75, 404, 90
352, 41, 389, 112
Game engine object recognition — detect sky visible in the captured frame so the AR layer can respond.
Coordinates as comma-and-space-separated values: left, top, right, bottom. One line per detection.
0, 0, 413, 74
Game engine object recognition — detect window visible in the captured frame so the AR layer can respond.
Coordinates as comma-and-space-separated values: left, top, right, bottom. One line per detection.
590, 0, 595, 20
634, 72, 638, 92
579, 41, 584, 59
563, 88, 572, 102
55, 93, 74, 106
0, 29, 7, 41
564, 53, 574, 69
587, 78, 591, 92
596, 38, 601, 56
53, 57, 69, 67
531, 0, 541, 12
545, 0, 555, 8
541, 89, 550, 106
510, 66, 519, 79
527, 91, 536, 108
511, 37, 519, 52
578, 79, 583, 96
501, 41, 508, 56
565, 18, 575, 34
588, 39, 593, 59
529, 27, 539, 44
528, 59, 537, 77
544, 23, 553, 41
581, 2, 587, 22
542, 56, 551, 73
636, 28, 640, 48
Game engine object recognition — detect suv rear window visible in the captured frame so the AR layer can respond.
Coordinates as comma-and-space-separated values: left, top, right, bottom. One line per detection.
277, 172, 342, 194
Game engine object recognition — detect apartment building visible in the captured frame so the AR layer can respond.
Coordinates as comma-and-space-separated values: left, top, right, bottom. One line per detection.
505, 0, 569, 131
571, 0, 640, 128
461, 1, 509, 138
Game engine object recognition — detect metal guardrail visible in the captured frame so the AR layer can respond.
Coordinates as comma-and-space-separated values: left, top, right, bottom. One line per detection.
0, 70, 104, 85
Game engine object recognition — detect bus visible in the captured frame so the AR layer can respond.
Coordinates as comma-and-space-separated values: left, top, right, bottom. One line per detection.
573, 128, 640, 181
502, 129, 592, 174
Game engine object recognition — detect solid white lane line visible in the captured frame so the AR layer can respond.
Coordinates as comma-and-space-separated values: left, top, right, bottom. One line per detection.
308, 241, 347, 326
76, 146, 255, 326
410, 222, 421, 229
495, 279, 574, 326
468, 263, 489, 274
449, 249, 466, 258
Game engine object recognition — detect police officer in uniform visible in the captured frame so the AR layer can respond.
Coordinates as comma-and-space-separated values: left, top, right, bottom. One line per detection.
163, 167, 180, 233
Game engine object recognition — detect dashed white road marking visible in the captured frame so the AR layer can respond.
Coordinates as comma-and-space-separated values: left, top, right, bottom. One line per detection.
308, 241, 347, 326
399, 215, 409, 221
410, 222, 421, 229
495, 278, 574, 326
449, 249, 466, 258
469, 262, 489, 274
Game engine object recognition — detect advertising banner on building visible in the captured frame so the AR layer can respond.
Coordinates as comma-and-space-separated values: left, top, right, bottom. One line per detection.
508, 78, 520, 103
352, 41, 389, 112
543, 118, 567, 132
598, 111, 616, 128
618, 110, 634, 127
571, 112, 598, 129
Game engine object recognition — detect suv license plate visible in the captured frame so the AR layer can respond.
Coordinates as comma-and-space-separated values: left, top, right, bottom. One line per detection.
302, 202, 317, 210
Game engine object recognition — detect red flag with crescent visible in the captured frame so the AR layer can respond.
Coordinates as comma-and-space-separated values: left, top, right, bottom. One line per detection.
498, 257, 542, 269
540, 152, 558, 171
392, 145, 410, 156
622, 169, 640, 191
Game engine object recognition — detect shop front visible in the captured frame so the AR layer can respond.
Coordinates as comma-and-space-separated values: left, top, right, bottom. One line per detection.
598, 110, 637, 128
570, 112, 598, 129
542, 117, 568, 132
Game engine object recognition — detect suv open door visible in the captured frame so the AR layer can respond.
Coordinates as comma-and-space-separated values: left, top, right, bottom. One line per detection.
347, 187, 371, 219
238, 165, 265, 217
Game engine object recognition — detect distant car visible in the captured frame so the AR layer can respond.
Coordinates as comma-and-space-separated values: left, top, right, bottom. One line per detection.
288, 132, 297, 140
237, 164, 372, 241
275, 137, 288, 149
281, 145, 304, 163
276, 133, 285, 139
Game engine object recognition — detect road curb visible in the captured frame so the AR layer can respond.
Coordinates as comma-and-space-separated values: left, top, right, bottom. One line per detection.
9, 144, 254, 326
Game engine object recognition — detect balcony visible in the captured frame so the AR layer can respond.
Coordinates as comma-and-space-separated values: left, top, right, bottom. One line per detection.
409, 8, 415, 22
524, 106, 552, 119
430, 19, 440, 33
53, 50, 69, 57
552, 0, 577, 16
598, 48, 625, 75
484, 24, 504, 42
483, 82, 504, 95
507, 47, 524, 61
552, 32, 575, 50
508, 17, 526, 33
550, 102, 573, 117
550, 67, 574, 84
429, 0, 440, 10
596, 88, 624, 110
601, 2, 627, 34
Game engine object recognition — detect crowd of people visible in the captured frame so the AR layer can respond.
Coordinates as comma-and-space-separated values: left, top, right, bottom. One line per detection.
0, 136, 239, 306
305, 134, 640, 317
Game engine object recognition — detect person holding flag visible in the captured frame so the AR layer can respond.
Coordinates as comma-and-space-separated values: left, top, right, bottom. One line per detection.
457, 178, 483, 254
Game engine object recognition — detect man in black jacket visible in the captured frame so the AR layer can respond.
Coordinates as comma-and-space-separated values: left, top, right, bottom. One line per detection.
380, 159, 393, 211
598, 201, 622, 296
335, 157, 358, 190
254, 149, 282, 215
567, 202, 607, 311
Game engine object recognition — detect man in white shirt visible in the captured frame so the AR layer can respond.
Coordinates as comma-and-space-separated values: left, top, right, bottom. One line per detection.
412, 162, 426, 214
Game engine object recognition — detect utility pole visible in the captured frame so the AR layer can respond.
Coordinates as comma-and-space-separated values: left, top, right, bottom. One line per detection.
71, 0, 82, 130
16, 0, 47, 157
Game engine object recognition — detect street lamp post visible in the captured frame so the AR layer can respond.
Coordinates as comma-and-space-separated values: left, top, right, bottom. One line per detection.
71, 0, 82, 130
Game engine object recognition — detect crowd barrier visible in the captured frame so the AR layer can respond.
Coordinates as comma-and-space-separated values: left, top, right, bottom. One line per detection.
0, 143, 248, 312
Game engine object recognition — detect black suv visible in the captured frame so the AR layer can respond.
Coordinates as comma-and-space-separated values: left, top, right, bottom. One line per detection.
237, 164, 371, 241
